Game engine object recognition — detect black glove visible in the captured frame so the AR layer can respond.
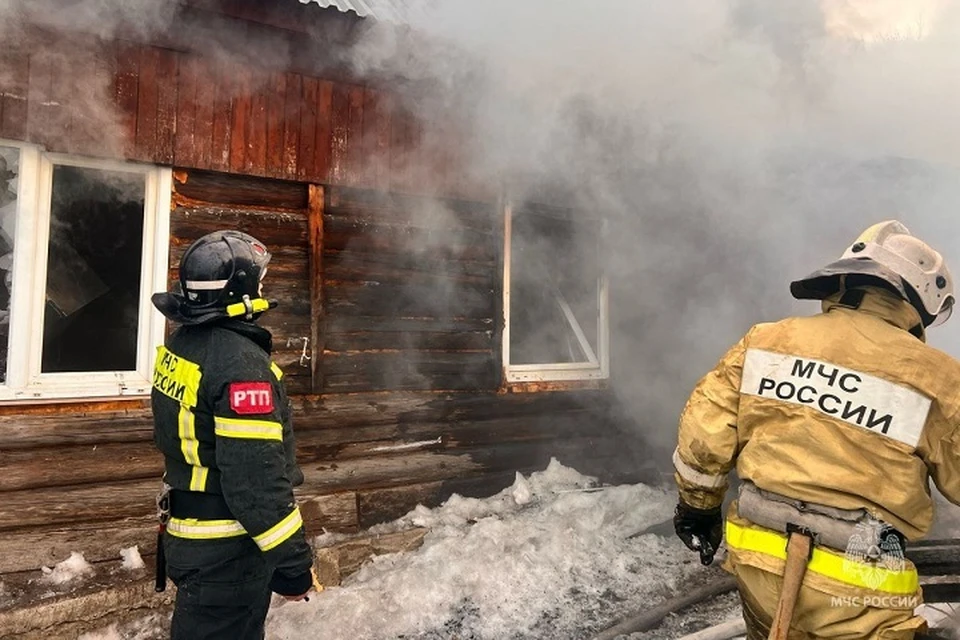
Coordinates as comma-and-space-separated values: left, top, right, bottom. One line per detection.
673, 501, 723, 566
269, 568, 313, 597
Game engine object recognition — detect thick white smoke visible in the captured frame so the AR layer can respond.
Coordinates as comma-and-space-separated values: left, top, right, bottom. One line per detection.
346, 0, 960, 450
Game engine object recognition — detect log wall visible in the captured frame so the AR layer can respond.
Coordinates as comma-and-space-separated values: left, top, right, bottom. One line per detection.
0, 3, 650, 589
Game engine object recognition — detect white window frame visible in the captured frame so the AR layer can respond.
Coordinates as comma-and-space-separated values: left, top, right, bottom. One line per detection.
502, 202, 610, 383
0, 140, 171, 402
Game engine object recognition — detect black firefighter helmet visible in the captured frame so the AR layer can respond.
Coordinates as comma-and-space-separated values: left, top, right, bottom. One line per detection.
152, 230, 277, 325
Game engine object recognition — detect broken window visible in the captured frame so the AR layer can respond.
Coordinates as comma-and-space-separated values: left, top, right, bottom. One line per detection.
0, 146, 19, 384
504, 204, 608, 382
0, 140, 171, 401
42, 166, 145, 373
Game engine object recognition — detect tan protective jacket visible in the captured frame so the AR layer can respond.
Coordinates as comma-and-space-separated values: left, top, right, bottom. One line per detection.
675, 286, 960, 540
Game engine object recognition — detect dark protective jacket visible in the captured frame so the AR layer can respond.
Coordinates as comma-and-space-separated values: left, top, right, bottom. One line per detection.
152, 319, 312, 594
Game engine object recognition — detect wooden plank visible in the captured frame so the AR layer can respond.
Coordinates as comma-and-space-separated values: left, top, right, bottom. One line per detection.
322, 369, 498, 393
308, 185, 325, 393
174, 168, 308, 210
323, 351, 494, 376
210, 59, 233, 172
170, 205, 308, 247
297, 76, 318, 181
83, 40, 119, 158
228, 66, 250, 174
133, 46, 160, 162
281, 72, 301, 180
0, 408, 603, 493
264, 71, 286, 178
326, 186, 497, 229
0, 389, 615, 448
0, 49, 30, 140
173, 54, 199, 167
0, 518, 156, 574
329, 82, 350, 184
0, 492, 359, 574
299, 491, 358, 538
325, 331, 493, 353
323, 217, 496, 262
324, 280, 496, 318
25, 47, 57, 150
361, 88, 391, 190
326, 315, 495, 335
324, 250, 495, 286
345, 84, 365, 186
245, 70, 268, 176
192, 56, 216, 169
155, 48, 179, 165
0, 441, 161, 492
313, 79, 333, 182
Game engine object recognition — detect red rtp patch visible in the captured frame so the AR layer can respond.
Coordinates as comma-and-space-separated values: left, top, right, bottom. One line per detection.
229, 382, 274, 415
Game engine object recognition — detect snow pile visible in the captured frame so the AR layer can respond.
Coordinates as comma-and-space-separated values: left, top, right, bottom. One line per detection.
40, 552, 94, 585
267, 458, 713, 639
120, 545, 145, 571
78, 612, 168, 640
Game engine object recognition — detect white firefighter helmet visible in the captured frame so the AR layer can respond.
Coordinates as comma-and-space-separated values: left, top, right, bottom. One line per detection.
791, 220, 954, 327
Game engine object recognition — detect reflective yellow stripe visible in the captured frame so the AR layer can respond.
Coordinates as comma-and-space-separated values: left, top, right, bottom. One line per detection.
271, 362, 284, 380
253, 507, 303, 552
167, 517, 247, 539
153, 346, 201, 408
214, 416, 283, 441
725, 520, 919, 595
178, 407, 208, 492
192, 466, 210, 493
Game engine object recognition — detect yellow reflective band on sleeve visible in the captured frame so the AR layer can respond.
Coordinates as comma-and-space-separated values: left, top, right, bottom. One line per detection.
673, 448, 727, 489
153, 346, 202, 408
214, 416, 283, 441
725, 519, 919, 595
166, 518, 247, 540
253, 507, 303, 552
178, 407, 209, 492
271, 362, 284, 380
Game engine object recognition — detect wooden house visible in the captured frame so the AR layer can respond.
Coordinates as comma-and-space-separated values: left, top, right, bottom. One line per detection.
0, 0, 650, 634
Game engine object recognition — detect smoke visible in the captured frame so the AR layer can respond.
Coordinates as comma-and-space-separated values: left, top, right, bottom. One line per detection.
344, 0, 960, 450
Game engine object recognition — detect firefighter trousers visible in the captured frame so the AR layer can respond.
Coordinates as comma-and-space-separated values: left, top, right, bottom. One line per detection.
731, 562, 927, 640
164, 534, 273, 640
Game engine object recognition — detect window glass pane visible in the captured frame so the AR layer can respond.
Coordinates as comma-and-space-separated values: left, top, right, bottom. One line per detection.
510, 209, 600, 365
42, 165, 145, 373
0, 146, 18, 383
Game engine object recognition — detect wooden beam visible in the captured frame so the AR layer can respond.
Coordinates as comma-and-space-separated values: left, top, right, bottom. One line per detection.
308, 184, 325, 393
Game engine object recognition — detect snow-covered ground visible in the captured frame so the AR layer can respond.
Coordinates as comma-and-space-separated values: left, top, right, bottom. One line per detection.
80, 459, 959, 639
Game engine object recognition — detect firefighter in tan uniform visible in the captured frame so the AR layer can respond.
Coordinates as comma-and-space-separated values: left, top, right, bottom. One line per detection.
151, 231, 314, 639
673, 221, 960, 639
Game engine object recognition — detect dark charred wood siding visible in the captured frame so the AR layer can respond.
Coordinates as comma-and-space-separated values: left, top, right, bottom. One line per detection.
0, 389, 643, 575
322, 186, 500, 393
171, 169, 314, 394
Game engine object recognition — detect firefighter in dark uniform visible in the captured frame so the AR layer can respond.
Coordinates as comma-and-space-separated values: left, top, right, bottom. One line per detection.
151, 230, 314, 640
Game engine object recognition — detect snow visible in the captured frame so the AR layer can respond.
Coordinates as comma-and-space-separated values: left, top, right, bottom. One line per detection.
40, 551, 94, 585
120, 546, 146, 571
266, 458, 724, 639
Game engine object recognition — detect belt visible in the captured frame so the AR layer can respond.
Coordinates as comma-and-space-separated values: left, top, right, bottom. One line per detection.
726, 519, 919, 595
169, 490, 235, 520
